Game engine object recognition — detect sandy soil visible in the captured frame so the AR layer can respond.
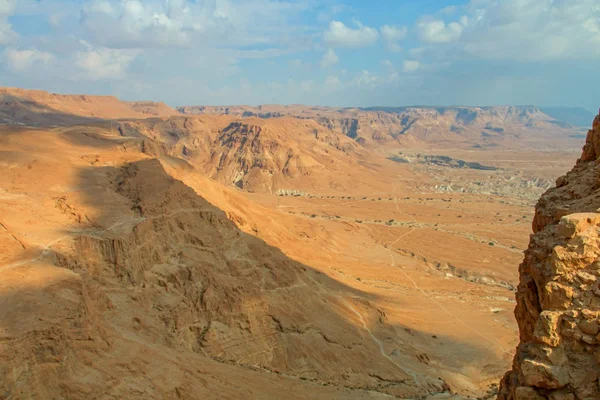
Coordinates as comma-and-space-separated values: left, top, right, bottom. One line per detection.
0, 89, 585, 399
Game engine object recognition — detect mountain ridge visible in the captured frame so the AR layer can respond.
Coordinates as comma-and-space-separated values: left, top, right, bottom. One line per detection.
178, 104, 582, 149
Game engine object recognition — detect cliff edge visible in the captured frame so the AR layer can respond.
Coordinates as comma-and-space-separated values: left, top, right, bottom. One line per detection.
498, 114, 600, 399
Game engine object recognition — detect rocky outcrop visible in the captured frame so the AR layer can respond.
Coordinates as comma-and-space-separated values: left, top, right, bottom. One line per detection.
177, 104, 579, 149
117, 116, 381, 194
498, 114, 600, 400
2, 159, 452, 399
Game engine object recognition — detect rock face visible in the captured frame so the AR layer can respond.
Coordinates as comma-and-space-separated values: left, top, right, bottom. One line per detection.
114, 116, 389, 194
178, 104, 579, 149
498, 114, 600, 400
1, 157, 445, 399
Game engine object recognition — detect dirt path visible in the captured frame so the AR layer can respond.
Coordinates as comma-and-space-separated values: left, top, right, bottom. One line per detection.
0, 208, 216, 271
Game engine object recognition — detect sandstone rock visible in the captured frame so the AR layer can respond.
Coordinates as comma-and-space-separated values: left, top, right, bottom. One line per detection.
549, 391, 575, 400
533, 311, 561, 346
576, 271, 597, 284
543, 282, 573, 310
514, 386, 545, 400
498, 114, 600, 400
520, 359, 568, 389
556, 213, 600, 239
578, 319, 599, 335
581, 334, 596, 344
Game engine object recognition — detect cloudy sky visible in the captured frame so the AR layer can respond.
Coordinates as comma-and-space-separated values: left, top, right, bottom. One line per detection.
0, 0, 598, 110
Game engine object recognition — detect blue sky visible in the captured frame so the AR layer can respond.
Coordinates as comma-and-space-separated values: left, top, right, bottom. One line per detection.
0, 0, 598, 111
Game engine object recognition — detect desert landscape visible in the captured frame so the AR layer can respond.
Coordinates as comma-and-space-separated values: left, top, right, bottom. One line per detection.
3, 0, 600, 398
0, 84, 597, 399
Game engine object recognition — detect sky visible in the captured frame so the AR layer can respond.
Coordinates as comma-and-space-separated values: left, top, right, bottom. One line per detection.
0, 0, 598, 110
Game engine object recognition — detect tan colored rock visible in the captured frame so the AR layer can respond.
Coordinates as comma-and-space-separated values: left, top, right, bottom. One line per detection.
533, 311, 561, 346
498, 114, 600, 400
543, 282, 573, 310
549, 391, 575, 400
578, 319, 599, 335
581, 334, 596, 344
514, 386, 545, 400
520, 359, 568, 389
555, 175, 567, 188
556, 213, 600, 239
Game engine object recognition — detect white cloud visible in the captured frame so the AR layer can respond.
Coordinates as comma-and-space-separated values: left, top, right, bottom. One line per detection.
380, 60, 400, 83
323, 20, 379, 48
380, 24, 407, 51
0, 23, 16, 44
462, 0, 600, 61
402, 60, 420, 73
416, 17, 465, 43
0, 0, 17, 44
380, 25, 407, 42
320, 48, 339, 68
73, 45, 139, 80
325, 75, 340, 87
418, 0, 600, 61
354, 69, 378, 87
78, 0, 315, 50
0, 0, 14, 15
440, 5, 458, 15
80, 0, 191, 48
3, 48, 54, 71
0, 0, 598, 110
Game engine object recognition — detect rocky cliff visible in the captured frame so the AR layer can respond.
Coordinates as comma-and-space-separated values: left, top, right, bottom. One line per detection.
178, 105, 579, 149
113, 116, 393, 194
498, 114, 600, 399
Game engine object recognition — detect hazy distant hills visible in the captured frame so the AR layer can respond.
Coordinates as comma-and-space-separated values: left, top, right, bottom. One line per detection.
363, 106, 595, 127
178, 104, 583, 149
538, 107, 596, 127
0, 87, 585, 151
178, 104, 594, 130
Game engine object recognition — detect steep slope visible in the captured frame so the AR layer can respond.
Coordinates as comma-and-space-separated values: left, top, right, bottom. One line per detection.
114, 116, 404, 194
0, 87, 179, 126
497, 114, 600, 399
179, 104, 581, 149
0, 124, 452, 399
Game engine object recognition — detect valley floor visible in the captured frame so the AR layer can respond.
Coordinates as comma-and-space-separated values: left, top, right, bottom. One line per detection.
0, 120, 580, 399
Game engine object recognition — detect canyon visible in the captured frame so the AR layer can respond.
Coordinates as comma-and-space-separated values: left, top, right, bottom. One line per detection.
0, 88, 596, 399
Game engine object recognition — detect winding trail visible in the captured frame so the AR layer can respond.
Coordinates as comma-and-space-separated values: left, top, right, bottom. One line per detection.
340, 297, 423, 386
0, 208, 216, 271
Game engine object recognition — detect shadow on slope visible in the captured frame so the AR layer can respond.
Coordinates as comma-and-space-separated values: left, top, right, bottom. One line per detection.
0, 90, 178, 128
0, 128, 506, 398
0, 95, 106, 127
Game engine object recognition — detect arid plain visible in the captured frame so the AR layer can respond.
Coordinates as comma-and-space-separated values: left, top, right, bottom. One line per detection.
0, 87, 588, 399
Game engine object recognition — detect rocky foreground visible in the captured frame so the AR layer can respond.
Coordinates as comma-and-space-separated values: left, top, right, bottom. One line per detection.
498, 114, 600, 399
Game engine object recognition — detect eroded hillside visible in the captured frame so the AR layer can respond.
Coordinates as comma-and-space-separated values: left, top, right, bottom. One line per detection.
179, 105, 583, 150
0, 88, 585, 400
112, 116, 402, 194
0, 124, 451, 398
498, 114, 600, 399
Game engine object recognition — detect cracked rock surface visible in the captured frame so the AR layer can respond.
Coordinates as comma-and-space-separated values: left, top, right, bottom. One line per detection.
498, 115, 600, 400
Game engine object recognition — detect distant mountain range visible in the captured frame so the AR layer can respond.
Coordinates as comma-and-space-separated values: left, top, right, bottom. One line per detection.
538, 107, 596, 127
177, 104, 585, 149
0, 87, 588, 152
